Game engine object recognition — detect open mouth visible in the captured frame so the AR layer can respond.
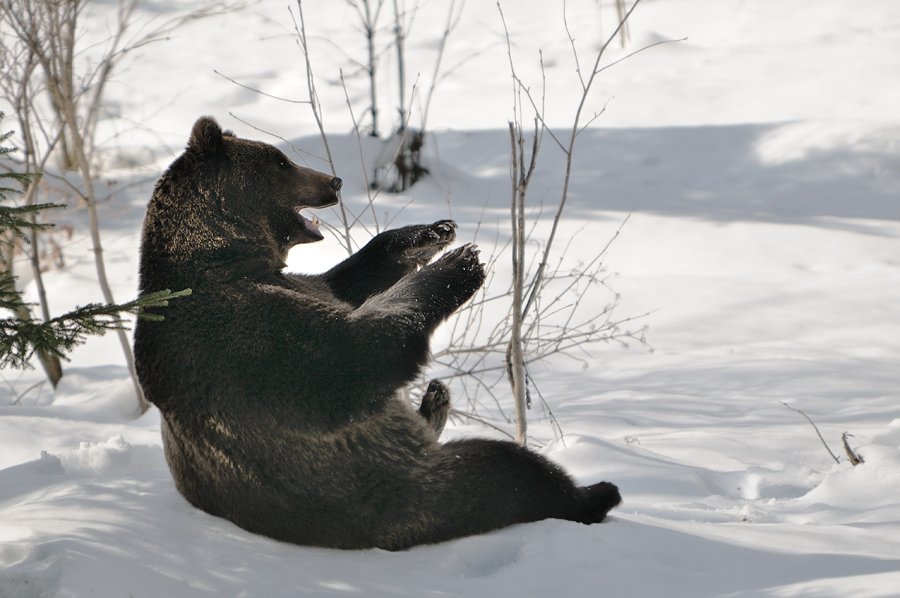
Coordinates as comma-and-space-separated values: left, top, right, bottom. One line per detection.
294, 207, 325, 242
293, 194, 338, 243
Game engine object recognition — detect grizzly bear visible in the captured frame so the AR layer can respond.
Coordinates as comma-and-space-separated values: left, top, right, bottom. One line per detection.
133, 116, 621, 550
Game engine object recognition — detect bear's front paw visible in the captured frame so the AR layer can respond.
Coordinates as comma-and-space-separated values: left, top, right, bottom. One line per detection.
437, 243, 484, 277
384, 220, 457, 267
429, 243, 486, 307
429, 220, 457, 245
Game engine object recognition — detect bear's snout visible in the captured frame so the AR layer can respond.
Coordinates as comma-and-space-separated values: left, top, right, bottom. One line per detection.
330, 177, 343, 192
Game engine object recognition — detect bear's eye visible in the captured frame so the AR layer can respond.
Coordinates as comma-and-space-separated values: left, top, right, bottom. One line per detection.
276, 154, 291, 169
269, 149, 291, 169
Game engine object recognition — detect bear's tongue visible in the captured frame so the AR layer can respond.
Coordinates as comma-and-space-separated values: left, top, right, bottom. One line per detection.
295, 209, 324, 242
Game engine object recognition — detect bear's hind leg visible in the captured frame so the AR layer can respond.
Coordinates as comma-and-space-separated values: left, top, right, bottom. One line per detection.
387, 438, 620, 549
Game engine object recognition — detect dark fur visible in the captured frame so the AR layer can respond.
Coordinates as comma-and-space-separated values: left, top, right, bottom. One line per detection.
134, 116, 621, 550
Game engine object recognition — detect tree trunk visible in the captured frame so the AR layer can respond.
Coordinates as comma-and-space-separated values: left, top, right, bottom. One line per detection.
62, 103, 149, 414
392, 0, 406, 129
1, 230, 63, 387
507, 123, 528, 446
365, 5, 379, 137
28, 229, 63, 387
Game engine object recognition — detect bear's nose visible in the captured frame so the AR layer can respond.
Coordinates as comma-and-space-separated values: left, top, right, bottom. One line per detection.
330, 177, 343, 192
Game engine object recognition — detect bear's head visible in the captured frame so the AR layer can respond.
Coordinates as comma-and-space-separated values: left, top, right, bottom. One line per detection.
140, 117, 343, 288
185, 116, 342, 248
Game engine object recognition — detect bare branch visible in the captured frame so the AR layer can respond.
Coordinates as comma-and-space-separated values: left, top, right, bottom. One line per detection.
346, 0, 386, 136
593, 36, 688, 77
226, 113, 324, 163
523, 0, 647, 319
780, 402, 841, 465
290, 0, 353, 254
391, 0, 408, 129
421, 0, 465, 132
563, 0, 586, 91
214, 70, 311, 104
339, 68, 380, 231
449, 408, 515, 441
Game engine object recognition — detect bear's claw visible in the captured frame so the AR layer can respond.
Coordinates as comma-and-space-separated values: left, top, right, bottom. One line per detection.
386, 220, 458, 267
431, 220, 457, 243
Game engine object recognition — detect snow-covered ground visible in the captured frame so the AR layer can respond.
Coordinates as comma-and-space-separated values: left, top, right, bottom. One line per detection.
2, 0, 900, 596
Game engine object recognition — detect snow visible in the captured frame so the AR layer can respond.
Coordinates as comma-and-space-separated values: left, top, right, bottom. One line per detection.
2, 0, 900, 596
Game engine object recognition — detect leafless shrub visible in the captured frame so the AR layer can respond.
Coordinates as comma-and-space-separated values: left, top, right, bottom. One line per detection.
780, 401, 843, 465
286, 0, 459, 251
0, 0, 237, 413
427, 1, 657, 445
344, 0, 388, 137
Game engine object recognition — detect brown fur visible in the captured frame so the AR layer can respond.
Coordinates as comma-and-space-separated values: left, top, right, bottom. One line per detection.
134, 117, 621, 550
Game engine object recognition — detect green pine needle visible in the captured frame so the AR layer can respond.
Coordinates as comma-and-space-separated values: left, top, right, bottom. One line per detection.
0, 115, 193, 372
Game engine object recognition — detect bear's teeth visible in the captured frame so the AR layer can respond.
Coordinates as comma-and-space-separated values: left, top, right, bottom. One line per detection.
311, 216, 320, 228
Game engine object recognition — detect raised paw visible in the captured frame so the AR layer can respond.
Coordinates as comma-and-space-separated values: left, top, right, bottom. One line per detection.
418, 379, 451, 437
430, 243, 485, 306
436, 243, 485, 281
436, 242, 478, 264
429, 220, 457, 245
384, 220, 457, 267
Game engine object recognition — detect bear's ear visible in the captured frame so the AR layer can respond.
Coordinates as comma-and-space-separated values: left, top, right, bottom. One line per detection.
187, 116, 226, 156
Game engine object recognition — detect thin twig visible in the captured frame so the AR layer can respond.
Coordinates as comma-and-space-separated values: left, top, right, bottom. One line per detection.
11, 379, 45, 406
290, 0, 353, 254
420, 0, 464, 132
226, 113, 324, 163
780, 402, 841, 465
214, 70, 311, 104
523, 0, 645, 319
593, 36, 687, 78
450, 408, 515, 441
338, 69, 379, 231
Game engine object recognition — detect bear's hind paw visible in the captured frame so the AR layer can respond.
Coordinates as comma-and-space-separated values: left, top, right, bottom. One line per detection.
579, 481, 622, 524
418, 379, 451, 437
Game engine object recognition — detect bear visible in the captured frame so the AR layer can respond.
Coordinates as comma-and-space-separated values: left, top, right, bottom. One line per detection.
133, 116, 621, 550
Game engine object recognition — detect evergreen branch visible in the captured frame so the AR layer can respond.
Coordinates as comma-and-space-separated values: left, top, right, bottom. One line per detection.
1, 120, 194, 374
123, 288, 194, 322
0, 203, 59, 247
0, 288, 191, 371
